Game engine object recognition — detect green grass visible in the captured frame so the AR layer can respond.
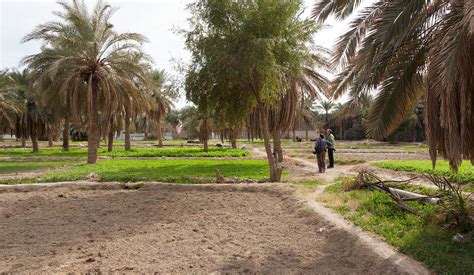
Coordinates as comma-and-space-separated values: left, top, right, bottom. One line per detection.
291, 179, 325, 188
373, 160, 474, 183
0, 147, 249, 158
337, 143, 429, 150
0, 161, 75, 174
319, 179, 474, 274
0, 159, 269, 184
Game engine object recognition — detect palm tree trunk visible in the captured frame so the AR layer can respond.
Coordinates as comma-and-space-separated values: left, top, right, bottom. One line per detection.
21, 136, 26, 148
107, 131, 114, 152
203, 138, 209, 152
229, 128, 237, 149
202, 117, 209, 152
255, 96, 281, 182
63, 115, 70, 151
273, 128, 283, 162
48, 130, 54, 147
157, 120, 163, 147
143, 117, 148, 140
31, 129, 39, 153
292, 128, 296, 142
124, 109, 131, 151
87, 77, 100, 164
108, 121, 114, 152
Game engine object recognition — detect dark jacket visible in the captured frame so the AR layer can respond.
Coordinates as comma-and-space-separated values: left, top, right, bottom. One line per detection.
315, 138, 329, 155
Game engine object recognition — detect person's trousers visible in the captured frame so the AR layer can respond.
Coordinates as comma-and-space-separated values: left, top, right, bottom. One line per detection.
328, 148, 335, 168
317, 151, 326, 173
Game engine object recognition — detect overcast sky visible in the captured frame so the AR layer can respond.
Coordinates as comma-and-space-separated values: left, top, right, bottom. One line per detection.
0, 0, 349, 108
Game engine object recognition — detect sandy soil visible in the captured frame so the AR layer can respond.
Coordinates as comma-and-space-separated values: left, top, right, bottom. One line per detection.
0, 182, 420, 274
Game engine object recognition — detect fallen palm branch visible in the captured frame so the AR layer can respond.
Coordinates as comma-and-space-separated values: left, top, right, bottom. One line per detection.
349, 170, 441, 216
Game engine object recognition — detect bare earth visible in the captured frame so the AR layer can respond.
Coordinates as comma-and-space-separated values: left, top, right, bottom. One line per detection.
1, 183, 415, 274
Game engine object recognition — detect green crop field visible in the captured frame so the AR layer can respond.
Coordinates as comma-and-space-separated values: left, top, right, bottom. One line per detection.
0, 159, 269, 184
373, 160, 474, 183
0, 147, 249, 158
0, 161, 74, 174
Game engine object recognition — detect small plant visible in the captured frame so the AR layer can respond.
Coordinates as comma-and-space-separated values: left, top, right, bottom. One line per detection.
121, 182, 145, 190
426, 174, 472, 232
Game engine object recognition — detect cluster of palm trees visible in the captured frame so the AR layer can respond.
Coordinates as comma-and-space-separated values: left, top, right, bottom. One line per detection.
0, 0, 171, 164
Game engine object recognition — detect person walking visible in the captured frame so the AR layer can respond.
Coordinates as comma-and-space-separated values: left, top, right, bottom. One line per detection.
314, 134, 328, 173
326, 129, 335, 169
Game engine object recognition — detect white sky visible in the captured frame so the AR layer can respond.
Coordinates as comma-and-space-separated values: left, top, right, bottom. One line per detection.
0, 0, 350, 108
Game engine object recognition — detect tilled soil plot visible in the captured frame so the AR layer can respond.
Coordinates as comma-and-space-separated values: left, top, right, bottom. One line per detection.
1, 183, 408, 274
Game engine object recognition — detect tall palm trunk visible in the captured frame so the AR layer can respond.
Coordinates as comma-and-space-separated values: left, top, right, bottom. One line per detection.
202, 117, 209, 152
31, 129, 39, 153
87, 77, 100, 164
273, 128, 283, 162
203, 138, 209, 152
292, 127, 296, 142
144, 117, 148, 140
63, 114, 69, 151
124, 108, 131, 151
48, 130, 54, 147
21, 137, 26, 148
229, 128, 237, 149
108, 119, 114, 152
157, 119, 163, 147
255, 95, 281, 182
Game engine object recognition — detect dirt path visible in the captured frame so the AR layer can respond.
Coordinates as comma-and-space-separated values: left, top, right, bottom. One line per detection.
0, 182, 429, 274
252, 147, 357, 182
251, 147, 430, 274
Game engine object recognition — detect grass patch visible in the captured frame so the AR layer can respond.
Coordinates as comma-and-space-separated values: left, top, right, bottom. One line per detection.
335, 158, 366, 165
0, 159, 269, 184
373, 160, 474, 183
319, 178, 474, 274
0, 161, 74, 174
0, 147, 249, 158
337, 143, 429, 150
291, 179, 325, 188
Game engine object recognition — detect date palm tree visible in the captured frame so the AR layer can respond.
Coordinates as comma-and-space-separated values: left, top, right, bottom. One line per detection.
270, 52, 330, 162
165, 110, 181, 139
313, 0, 474, 171
23, 0, 150, 163
147, 69, 172, 147
0, 71, 25, 130
315, 99, 335, 128
6, 69, 50, 152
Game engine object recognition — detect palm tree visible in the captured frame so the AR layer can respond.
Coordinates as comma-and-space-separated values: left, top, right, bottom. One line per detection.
146, 69, 172, 147
315, 99, 335, 128
0, 71, 25, 131
165, 110, 181, 139
270, 60, 330, 162
312, 0, 474, 171
7, 69, 50, 152
300, 97, 317, 141
23, 0, 150, 163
